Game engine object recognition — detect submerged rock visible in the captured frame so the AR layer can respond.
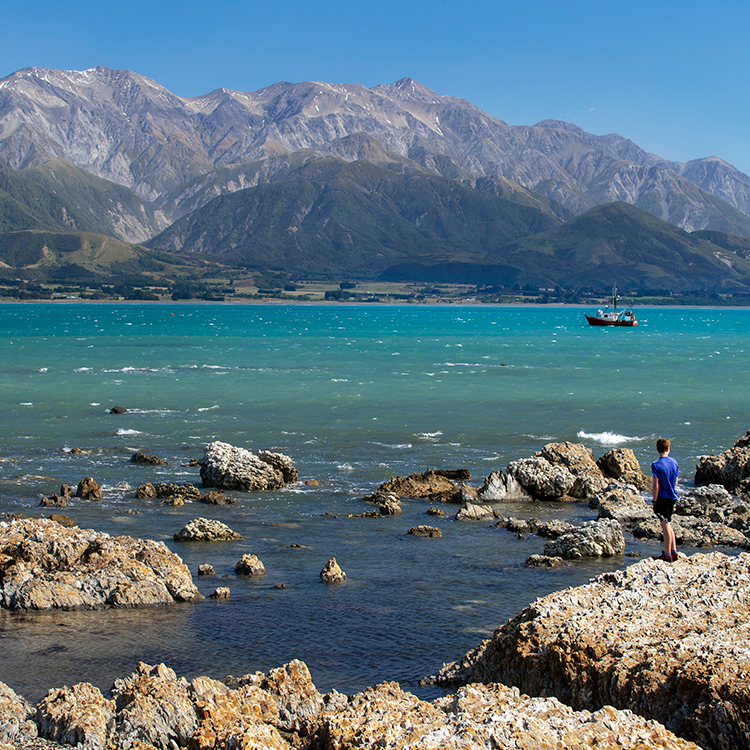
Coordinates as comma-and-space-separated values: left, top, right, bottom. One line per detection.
369, 470, 464, 503
75, 476, 102, 501
0, 518, 202, 611
235, 553, 266, 576
130, 451, 168, 465
199, 441, 298, 491
433, 552, 750, 750
173, 518, 242, 542
320, 558, 346, 583
407, 525, 443, 537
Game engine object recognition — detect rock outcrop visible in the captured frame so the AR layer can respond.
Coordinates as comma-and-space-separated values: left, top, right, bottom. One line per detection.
320, 558, 346, 583
433, 552, 750, 750
0, 661, 699, 750
506, 457, 577, 500
596, 448, 651, 491
75, 477, 102, 501
542, 518, 624, 558
0, 518, 202, 611
199, 441, 298, 491
476, 470, 530, 501
369, 470, 465, 503
695, 431, 750, 492
0, 681, 37, 746
588, 482, 652, 523
173, 518, 242, 542
407, 525, 443, 538
235, 554, 266, 576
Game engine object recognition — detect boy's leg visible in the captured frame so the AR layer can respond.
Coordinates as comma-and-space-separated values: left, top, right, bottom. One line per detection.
659, 518, 674, 557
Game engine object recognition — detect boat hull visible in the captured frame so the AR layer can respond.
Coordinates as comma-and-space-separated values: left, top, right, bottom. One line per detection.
585, 315, 637, 327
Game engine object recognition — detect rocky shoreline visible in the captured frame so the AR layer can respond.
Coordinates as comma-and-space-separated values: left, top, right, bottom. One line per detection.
2, 434, 750, 748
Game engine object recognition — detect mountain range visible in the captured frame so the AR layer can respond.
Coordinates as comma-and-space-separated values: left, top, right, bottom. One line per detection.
2, 65, 750, 291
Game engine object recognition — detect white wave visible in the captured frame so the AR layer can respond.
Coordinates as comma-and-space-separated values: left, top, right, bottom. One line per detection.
36, 367, 48, 373
197, 405, 219, 412
75, 367, 92, 372
90, 402, 100, 406
337, 463, 355, 471
577, 430, 642, 446
19, 402, 33, 406
116, 428, 142, 436
416, 431, 443, 442
101, 366, 174, 374
373, 442, 413, 449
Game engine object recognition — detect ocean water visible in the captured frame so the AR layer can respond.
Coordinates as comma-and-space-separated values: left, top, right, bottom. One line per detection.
0, 302, 748, 702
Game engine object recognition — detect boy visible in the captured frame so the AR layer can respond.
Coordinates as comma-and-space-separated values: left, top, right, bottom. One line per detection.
651, 437, 679, 562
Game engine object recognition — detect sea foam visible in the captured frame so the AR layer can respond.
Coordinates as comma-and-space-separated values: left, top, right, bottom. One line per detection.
577, 430, 642, 446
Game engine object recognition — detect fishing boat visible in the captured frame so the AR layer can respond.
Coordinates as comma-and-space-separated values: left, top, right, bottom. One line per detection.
585, 287, 638, 327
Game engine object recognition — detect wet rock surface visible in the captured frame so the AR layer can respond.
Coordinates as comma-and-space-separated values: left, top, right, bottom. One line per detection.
0, 518, 202, 611
434, 552, 750, 750
199, 441, 298, 491
319, 557, 346, 582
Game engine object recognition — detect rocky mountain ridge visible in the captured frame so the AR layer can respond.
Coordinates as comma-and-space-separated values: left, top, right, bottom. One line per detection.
2, 66, 750, 236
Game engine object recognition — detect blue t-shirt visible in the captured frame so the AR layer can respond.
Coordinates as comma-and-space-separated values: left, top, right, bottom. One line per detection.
651, 455, 679, 500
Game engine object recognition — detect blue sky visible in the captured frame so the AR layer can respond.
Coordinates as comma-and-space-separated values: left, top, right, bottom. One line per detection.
3, 0, 749, 174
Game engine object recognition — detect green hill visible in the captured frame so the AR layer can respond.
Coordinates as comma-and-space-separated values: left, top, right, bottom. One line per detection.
148, 157, 562, 276
382, 203, 750, 291
21, 159, 169, 243
0, 162, 96, 234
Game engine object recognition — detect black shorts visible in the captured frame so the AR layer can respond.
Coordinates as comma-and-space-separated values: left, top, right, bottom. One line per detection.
654, 497, 676, 523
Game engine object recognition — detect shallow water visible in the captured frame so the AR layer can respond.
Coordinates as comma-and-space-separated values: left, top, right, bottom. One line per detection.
0, 303, 748, 701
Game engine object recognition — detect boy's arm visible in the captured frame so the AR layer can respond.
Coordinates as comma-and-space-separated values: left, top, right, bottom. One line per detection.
652, 476, 659, 504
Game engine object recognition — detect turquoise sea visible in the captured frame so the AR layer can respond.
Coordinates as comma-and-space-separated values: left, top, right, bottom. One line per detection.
0, 302, 748, 701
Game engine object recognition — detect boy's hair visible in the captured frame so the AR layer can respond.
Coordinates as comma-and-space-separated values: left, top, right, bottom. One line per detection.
656, 437, 671, 454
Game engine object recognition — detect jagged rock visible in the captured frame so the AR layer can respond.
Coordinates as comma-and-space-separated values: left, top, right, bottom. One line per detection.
59, 484, 72, 499
427, 507, 445, 516
130, 451, 168, 465
154, 482, 200, 501
371, 470, 463, 503
476, 470, 530, 501
320, 558, 346, 582
495, 517, 576, 539
407, 525, 443, 538
209, 587, 231, 599
112, 662, 197, 749
596, 448, 651, 490
433, 469, 471, 480
69, 447, 85, 455
455, 502, 499, 521
49, 514, 75, 527
433, 552, 750, 750
0, 518, 202, 611
198, 491, 236, 505
0, 681, 37, 746
227, 660, 326, 732
39, 494, 67, 507
197, 564, 215, 576
256, 450, 299, 484
75, 477, 102, 501
199, 441, 297, 491
526, 554, 564, 567
543, 518, 624, 559
506, 457, 576, 500
36, 682, 115, 750
633, 515, 750, 548
235, 554, 265, 576
173, 518, 242, 542
536, 441, 604, 478
695, 431, 750, 492
310, 681, 698, 750
110, 406, 128, 414
675, 483, 734, 516
136, 482, 156, 499
363, 491, 402, 515
588, 482, 651, 523
570, 474, 610, 499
